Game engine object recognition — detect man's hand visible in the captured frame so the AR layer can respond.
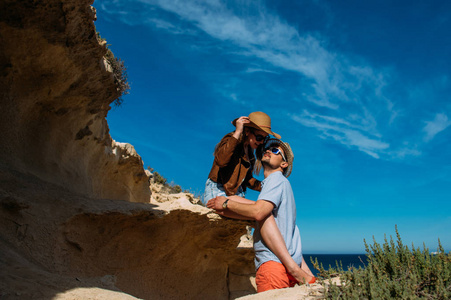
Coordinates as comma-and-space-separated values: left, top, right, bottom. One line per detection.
206, 196, 227, 211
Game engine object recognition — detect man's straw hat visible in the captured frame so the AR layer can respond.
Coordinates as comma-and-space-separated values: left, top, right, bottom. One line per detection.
232, 111, 281, 139
264, 138, 294, 178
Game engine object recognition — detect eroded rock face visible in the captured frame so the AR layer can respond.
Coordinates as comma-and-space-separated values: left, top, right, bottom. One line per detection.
0, 0, 149, 203
0, 1, 257, 299
0, 169, 255, 299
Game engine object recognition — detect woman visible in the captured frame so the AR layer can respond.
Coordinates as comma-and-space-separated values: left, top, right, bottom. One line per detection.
203, 112, 315, 286
202, 111, 278, 204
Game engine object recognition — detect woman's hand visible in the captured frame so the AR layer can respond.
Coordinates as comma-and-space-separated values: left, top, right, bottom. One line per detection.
233, 116, 250, 140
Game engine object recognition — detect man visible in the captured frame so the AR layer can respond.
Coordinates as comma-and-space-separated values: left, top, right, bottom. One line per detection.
207, 139, 316, 293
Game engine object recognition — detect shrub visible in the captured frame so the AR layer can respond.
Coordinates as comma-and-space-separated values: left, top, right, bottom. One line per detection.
315, 226, 451, 299
97, 32, 130, 106
152, 171, 167, 185
170, 184, 182, 194
151, 172, 183, 194
105, 49, 130, 106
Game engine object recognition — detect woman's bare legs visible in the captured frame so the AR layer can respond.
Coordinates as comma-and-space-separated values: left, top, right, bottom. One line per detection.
228, 196, 315, 284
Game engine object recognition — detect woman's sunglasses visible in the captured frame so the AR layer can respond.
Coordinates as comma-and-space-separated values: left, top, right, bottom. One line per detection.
254, 134, 267, 142
267, 147, 287, 162
251, 130, 268, 142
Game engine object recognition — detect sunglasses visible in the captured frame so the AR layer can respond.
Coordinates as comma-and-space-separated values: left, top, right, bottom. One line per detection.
251, 130, 268, 142
267, 147, 287, 162
254, 134, 267, 142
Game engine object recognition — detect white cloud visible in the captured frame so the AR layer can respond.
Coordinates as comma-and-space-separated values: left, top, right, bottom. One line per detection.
103, 0, 427, 160
292, 112, 389, 158
135, 0, 388, 111
423, 113, 451, 142
390, 146, 422, 159
245, 67, 279, 74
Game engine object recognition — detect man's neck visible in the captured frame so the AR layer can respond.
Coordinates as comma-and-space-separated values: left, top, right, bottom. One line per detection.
263, 168, 283, 178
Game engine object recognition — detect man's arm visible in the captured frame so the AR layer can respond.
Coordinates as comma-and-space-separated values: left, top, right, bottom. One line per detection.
259, 215, 314, 284
214, 209, 254, 220
207, 196, 315, 284
206, 196, 273, 222
213, 195, 257, 220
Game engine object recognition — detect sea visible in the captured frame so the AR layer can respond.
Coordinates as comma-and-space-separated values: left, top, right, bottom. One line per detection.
304, 254, 368, 276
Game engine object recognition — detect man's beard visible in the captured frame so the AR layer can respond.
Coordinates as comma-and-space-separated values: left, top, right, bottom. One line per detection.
261, 159, 275, 171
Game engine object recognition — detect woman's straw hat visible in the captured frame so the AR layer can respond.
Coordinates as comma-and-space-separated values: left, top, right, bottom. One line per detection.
232, 111, 281, 139
264, 138, 294, 178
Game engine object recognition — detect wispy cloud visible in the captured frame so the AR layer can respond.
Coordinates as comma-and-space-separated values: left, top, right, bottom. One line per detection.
423, 113, 451, 142
292, 111, 389, 159
100, 0, 444, 160
125, 0, 388, 107
245, 68, 279, 74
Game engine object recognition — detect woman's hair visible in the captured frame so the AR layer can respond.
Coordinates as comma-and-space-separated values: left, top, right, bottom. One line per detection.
253, 144, 264, 176
243, 127, 252, 141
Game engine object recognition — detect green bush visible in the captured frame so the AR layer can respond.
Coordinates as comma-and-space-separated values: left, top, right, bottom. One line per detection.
152, 171, 167, 185
97, 32, 130, 106
170, 184, 182, 194
152, 171, 183, 194
314, 226, 451, 299
105, 49, 130, 106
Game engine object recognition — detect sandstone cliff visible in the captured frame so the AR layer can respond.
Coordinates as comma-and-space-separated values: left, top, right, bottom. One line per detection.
0, 168, 256, 299
0, 1, 256, 299
0, 0, 149, 203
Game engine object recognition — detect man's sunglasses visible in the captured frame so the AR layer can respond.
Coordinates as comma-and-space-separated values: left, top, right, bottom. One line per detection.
267, 147, 287, 162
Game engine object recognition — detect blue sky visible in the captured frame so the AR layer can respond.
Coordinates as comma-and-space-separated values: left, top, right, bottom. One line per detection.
94, 0, 451, 254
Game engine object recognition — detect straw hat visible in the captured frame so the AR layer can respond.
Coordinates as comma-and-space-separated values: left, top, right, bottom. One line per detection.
232, 111, 281, 139
263, 138, 294, 178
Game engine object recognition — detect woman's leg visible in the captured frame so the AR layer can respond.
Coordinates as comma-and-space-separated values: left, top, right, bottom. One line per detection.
202, 179, 226, 205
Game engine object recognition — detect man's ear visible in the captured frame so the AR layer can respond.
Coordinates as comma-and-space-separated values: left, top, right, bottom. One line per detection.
280, 161, 289, 169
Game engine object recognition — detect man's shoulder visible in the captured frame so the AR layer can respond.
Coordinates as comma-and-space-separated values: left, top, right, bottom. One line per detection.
265, 171, 288, 182
261, 171, 288, 189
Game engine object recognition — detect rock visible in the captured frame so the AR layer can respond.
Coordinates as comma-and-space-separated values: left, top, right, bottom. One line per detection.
0, 0, 150, 203
0, 1, 257, 299
0, 169, 255, 299
237, 277, 342, 300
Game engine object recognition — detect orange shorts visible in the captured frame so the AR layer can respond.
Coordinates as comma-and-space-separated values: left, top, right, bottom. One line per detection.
255, 260, 297, 293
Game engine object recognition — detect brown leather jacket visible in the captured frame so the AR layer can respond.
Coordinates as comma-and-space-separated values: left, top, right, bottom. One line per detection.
208, 132, 262, 196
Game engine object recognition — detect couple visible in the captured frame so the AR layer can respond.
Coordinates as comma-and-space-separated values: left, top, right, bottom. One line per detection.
203, 112, 316, 293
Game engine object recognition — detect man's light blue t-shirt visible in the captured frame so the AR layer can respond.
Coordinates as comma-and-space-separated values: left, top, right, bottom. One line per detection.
253, 171, 303, 270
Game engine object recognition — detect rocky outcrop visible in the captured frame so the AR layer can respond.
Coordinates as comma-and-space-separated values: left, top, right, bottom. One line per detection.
0, 0, 149, 203
0, 168, 256, 299
0, 1, 257, 299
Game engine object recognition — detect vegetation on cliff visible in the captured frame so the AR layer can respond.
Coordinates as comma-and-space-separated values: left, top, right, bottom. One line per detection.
314, 226, 450, 299
148, 167, 183, 194
97, 32, 130, 106
105, 49, 129, 106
